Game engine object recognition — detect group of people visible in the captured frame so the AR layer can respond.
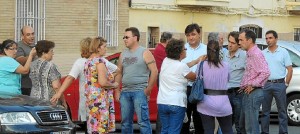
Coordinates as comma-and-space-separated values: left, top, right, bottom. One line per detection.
153, 24, 292, 134
0, 23, 292, 134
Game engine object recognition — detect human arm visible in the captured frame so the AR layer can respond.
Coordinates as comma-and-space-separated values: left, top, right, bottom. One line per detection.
50, 75, 75, 103
185, 72, 196, 81
96, 62, 119, 89
251, 54, 270, 87
285, 65, 293, 86
16, 47, 27, 66
15, 47, 36, 74
143, 50, 158, 97
186, 55, 206, 68
52, 79, 67, 108
114, 54, 123, 102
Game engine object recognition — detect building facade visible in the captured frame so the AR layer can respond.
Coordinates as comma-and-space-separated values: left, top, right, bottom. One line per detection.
1, 0, 300, 75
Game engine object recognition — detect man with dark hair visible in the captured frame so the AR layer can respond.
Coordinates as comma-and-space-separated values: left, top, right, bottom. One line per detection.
181, 23, 206, 134
16, 25, 35, 95
224, 31, 246, 134
238, 29, 270, 134
153, 31, 173, 134
261, 30, 292, 134
115, 27, 158, 134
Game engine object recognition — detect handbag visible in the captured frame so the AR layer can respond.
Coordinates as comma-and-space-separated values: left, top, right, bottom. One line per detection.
188, 61, 204, 104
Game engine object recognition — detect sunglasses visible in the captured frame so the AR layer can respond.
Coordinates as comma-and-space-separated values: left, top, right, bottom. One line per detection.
123, 36, 134, 40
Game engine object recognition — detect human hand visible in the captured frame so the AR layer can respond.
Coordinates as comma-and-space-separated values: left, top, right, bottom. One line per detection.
50, 92, 62, 104
112, 82, 119, 88
144, 88, 151, 101
29, 47, 36, 57
244, 85, 253, 94
114, 90, 120, 102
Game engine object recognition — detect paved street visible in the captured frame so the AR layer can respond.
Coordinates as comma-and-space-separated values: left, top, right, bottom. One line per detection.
76, 123, 299, 134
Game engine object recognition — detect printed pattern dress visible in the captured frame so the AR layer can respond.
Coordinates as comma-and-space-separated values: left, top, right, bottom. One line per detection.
84, 57, 115, 134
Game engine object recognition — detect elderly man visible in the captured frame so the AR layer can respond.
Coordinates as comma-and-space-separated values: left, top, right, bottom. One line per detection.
16, 25, 35, 95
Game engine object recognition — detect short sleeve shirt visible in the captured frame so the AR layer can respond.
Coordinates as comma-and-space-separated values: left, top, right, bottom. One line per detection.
157, 58, 191, 107
0, 56, 21, 97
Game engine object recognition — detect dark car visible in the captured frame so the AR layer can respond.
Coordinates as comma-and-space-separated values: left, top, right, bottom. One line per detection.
0, 95, 76, 133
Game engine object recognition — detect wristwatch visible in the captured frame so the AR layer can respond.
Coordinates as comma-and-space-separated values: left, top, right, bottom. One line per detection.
285, 83, 289, 87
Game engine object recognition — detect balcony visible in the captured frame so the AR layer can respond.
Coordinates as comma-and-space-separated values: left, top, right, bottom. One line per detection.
175, 0, 230, 7
286, 0, 300, 13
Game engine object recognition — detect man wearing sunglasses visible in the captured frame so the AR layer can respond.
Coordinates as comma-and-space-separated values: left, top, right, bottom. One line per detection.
115, 27, 158, 134
16, 25, 36, 96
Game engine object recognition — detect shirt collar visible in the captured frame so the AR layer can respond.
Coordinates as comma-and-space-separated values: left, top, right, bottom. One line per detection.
226, 48, 242, 58
187, 42, 203, 50
266, 46, 280, 53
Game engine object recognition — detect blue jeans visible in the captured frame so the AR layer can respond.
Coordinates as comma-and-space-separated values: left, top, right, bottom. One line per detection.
158, 104, 186, 134
120, 90, 152, 134
239, 88, 264, 134
228, 89, 243, 134
261, 82, 288, 134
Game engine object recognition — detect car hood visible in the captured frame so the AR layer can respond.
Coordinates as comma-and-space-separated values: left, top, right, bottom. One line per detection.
0, 95, 63, 113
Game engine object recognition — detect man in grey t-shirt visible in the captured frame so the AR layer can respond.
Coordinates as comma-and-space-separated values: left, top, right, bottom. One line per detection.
115, 27, 158, 134
16, 25, 35, 95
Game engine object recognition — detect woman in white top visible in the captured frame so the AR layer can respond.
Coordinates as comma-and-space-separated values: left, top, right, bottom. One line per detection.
157, 38, 203, 134
50, 37, 118, 127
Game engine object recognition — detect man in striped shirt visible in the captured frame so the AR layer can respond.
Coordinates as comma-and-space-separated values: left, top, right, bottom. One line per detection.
238, 29, 270, 134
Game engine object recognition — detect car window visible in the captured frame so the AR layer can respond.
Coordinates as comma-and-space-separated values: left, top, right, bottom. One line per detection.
109, 58, 118, 65
256, 44, 268, 50
285, 49, 300, 67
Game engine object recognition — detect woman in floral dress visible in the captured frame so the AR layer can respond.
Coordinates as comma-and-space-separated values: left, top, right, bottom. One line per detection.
84, 37, 119, 134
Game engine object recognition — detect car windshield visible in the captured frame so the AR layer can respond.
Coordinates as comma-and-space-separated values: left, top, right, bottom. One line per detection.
286, 47, 300, 67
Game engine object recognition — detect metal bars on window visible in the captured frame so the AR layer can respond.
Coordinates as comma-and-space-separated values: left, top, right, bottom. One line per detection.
98, 0, 118, 47
15, 0, 45, 43
294, 28, 300, 41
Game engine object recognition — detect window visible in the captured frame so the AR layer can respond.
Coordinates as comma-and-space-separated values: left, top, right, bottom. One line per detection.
98, 0, 118, 47
294, 28, 300, 41
15, 0, 45, 43
239, 24, 262, 38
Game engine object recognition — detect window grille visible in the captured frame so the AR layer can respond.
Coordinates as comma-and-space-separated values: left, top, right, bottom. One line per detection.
15, 0, 45, 43
294, 28, 300, 41
239, 24, 262, 38
98, 0, 118, 47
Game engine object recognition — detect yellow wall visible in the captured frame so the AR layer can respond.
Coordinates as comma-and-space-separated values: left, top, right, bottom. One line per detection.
129, 9, 299, 43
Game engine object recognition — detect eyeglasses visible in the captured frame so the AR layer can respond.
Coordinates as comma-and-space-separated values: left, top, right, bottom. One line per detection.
7, 47, 18, 51
123, 36, 132, 40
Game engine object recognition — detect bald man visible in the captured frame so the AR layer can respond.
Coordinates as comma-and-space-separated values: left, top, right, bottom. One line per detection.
16, 25, 36, 95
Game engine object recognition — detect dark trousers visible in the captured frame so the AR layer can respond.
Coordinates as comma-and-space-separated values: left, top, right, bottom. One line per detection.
200, 113, 233, 134
180, 86, 204, 134
21, 88, 31, 96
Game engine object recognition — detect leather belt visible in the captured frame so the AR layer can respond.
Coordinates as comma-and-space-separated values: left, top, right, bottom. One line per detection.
267, 78, 285, 83
204, 89, 227, 95
252, 87, 262, 90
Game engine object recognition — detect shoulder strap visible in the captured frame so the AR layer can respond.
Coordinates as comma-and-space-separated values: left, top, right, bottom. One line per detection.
197, 61, 204, 78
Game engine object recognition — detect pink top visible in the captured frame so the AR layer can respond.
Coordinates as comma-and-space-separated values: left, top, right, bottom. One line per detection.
240, 45, 270, 89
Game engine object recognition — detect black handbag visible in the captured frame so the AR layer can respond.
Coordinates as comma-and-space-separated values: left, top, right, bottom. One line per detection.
188, 61, 204, 104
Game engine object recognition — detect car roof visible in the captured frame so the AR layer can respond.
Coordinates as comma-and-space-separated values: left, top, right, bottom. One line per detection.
256, 38, 300, 54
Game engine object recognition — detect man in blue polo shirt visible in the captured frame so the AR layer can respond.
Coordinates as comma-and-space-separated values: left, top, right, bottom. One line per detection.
224, 31, 246, 134
261, 30, 293, 134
